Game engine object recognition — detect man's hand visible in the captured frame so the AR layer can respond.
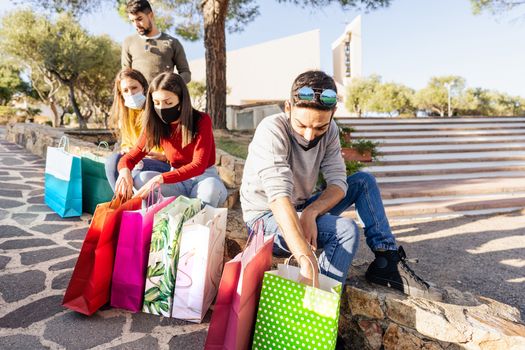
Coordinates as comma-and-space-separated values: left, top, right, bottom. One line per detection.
299, 208, 319, 250
115, 168, 133, 200
133, 174, 164, 199
297, 254, 320, 288
147, 151, 167, 162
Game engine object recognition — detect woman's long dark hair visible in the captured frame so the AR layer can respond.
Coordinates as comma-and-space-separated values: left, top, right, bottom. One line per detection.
143, 72, 200, 150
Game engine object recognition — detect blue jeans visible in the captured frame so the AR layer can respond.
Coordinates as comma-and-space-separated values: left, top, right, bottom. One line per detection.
104, 153, 171, 191
135, 166, 228, 208
246, 171, 397, 284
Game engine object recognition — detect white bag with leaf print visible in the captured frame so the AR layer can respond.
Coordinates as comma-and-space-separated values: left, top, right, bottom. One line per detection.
171, 206, 227, 323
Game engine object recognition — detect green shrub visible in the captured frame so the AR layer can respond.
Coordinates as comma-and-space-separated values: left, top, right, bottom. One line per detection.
345, 160, 365, 175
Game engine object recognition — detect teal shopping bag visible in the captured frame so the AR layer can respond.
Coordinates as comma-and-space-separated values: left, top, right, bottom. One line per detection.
81, 145, 114, 214
252, 260, 342, 350
44, 136, 82, 217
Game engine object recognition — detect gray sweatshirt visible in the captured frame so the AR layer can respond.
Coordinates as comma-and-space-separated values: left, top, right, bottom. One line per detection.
122, 33, 191, 83
240, 112, 348, 222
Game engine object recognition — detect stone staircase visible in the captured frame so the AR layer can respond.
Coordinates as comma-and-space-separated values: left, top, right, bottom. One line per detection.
337, 117, 525, 220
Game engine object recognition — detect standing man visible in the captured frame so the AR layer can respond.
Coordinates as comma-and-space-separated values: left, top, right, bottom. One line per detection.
240, 70, 441, 300
122, 0, 191, 84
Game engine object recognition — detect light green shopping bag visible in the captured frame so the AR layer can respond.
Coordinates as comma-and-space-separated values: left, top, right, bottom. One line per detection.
142, 196, 201, 316
252, 261, 342, 350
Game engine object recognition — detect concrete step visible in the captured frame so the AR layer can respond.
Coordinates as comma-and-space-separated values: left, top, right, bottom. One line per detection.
366, 160, 525, 176
367, 160, 525, 177
373, 170, 525, 183
344, 205, 524, 221
368, 135, 525, 146
379, 194, 525, 218
343, 123, 525, 132
336, 117, 525, 125
377, 151, 525, 165
378, 177, 525, 199
352, 129, 525, 139
378, 143, 525, 155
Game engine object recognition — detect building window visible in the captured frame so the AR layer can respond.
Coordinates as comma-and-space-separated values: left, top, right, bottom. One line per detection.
344, 38, 351, 77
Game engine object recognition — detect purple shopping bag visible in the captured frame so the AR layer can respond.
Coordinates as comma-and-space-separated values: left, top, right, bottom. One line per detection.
110, 187, 176, 312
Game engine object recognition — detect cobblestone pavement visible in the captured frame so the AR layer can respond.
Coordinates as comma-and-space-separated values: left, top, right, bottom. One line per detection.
0, 134, 210, 349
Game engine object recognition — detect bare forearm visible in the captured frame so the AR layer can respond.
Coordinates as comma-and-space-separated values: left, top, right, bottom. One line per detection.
303, 184, 345, 217
269, 197, 317, 270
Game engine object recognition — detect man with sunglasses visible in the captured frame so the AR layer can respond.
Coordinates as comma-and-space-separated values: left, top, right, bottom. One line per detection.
122, 0, 191, 84
240, 70, 441, 300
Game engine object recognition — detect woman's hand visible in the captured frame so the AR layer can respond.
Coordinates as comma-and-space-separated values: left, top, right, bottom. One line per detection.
133, 174, 164, 199
115, 168, 133, 200
147, 151, 167, 162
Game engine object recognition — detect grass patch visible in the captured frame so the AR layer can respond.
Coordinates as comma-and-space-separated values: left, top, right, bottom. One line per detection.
215, 137, 249, 159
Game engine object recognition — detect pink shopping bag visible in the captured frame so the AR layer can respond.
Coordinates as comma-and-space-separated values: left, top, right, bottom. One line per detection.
204, 220, 274, 350
110, 187, 176, 312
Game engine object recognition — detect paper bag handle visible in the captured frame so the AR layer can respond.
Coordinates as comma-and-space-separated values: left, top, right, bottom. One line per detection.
97, 141, 110, 152
145, 183, 164, 211
284, 252, 319, 288
58, 136, 69, 151
243, 219, 264, 255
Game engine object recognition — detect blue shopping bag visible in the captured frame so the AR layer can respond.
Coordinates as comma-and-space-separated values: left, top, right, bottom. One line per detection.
44, 136, 82, 217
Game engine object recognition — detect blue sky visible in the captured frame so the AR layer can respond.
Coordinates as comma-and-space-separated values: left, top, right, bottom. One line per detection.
2, 0, 525, 96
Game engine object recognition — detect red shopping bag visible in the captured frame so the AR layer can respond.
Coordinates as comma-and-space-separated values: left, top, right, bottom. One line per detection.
204, 221, 274, 350
62, 194, 142, 315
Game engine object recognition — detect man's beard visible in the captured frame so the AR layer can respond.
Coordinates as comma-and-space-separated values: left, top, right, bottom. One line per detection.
137, 25, 151, 35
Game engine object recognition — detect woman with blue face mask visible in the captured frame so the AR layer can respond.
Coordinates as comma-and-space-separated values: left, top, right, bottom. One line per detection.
104, 68, 171, 191
114, 72, 227, 207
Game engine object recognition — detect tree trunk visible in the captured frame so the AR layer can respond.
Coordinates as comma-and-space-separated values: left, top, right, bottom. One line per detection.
67, 82, 87, 129
201, 0, 229, 130
49, 98, 60, 127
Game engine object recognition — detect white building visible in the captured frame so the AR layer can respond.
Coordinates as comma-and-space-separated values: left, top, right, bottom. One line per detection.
189, 17, 363, 128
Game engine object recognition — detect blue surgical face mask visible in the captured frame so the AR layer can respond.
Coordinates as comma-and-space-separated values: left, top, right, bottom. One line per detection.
124, 92, 146, 110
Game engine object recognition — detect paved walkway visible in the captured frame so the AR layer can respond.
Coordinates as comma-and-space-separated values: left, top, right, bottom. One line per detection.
0, 135, 209, 349
0, 129, 524, 349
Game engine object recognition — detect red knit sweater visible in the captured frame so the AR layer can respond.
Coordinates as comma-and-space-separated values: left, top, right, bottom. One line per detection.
118, 112, 216, 184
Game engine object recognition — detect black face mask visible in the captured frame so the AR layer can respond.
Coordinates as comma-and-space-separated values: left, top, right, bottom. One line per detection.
291, 128, 328, 151
155, 105, 181, 124
289, 113, 332, 151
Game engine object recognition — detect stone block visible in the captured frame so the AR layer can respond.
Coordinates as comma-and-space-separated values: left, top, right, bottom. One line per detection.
385, 298, 417, 328
218, 166, 236, 189
221, 154, 236, 170
357, 320, 383, 350
383, 323, 445, 350
225, 188, 240, 209
345, 284, 385, 319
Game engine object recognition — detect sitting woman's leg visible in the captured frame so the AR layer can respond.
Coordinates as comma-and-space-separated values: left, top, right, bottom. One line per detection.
133, 171, 187, 199
104, 153, 122, 191
190, 167, 227, 207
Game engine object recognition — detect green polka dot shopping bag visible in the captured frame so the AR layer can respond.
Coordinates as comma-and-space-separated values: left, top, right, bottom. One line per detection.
252, 257, 342, 350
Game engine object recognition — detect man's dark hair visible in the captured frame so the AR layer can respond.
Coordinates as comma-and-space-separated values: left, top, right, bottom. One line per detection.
126, 0, 152, 15
290, 70, 337, 111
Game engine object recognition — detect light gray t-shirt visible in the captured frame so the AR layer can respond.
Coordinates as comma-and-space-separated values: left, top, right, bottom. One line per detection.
240, 112, 348, 222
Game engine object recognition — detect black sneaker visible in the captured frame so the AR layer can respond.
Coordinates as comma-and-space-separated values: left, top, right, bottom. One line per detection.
365, 246, 443, 301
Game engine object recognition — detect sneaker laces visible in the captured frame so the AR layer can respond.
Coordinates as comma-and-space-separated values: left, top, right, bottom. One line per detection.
397, 246, 430, 289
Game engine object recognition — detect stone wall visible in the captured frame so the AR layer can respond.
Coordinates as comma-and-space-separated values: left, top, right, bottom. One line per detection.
6, 123, 245, 208
5, 123, 111, 158
340, 262, 525, 350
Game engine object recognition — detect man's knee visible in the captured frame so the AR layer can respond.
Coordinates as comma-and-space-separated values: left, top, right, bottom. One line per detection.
336, 217, 359, 245
347, 171, 378, 187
